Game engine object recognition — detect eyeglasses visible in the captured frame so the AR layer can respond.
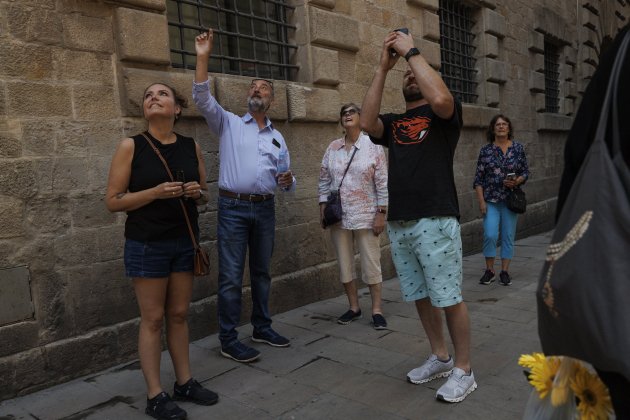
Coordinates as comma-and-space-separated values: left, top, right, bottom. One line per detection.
342, 109, 358, 117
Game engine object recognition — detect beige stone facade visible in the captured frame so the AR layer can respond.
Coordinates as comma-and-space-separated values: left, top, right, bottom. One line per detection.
0, 0, 626, 399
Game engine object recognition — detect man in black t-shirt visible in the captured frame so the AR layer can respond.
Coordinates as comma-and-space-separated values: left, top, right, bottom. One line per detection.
361, 30, 476, 403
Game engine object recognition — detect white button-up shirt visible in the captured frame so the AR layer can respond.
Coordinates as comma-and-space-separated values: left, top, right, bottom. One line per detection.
318, 133, 388, 229
192, 80, 295, 194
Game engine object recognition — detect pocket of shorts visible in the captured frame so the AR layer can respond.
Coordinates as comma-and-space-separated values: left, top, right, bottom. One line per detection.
439, 217, 460, 240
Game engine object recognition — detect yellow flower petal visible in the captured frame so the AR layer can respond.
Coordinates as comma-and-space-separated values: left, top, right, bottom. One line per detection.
528, 356, 561, 399
570, 369, 613, 420
518, 352, 546, 369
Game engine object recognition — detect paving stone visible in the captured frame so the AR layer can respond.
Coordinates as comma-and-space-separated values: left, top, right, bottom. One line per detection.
382, 314, 426, 337
74, 401, 146, 420
181, 393, 272, 420
8, 381, 113, 419
286, 357, 367, 391
302, 336, 409, 374
187, 342, 239, 381
84, 362, 146, 400
279, 392, 406, 420
367, 330, 429, 357
203, 366, 320, 416
0, 399, 33, 419
246, 343, 320, 376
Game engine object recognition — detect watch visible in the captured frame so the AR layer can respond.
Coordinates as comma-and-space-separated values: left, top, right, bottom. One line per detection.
376, 208, 387, 214
404, 47, 421, 61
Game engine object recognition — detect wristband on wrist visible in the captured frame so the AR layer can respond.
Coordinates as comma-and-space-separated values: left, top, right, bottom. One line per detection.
376, 208, 387, 214
404, 47, 420, 61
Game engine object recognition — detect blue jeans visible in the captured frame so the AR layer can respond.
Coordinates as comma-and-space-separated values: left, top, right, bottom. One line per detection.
217, 196, 275, 347
483, 201, 518, 260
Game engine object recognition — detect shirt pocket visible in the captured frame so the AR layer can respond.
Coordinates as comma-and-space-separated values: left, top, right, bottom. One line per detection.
261, 137, 281, 164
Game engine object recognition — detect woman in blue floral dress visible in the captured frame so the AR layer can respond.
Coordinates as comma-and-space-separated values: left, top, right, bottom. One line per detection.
473, 115, 529, 286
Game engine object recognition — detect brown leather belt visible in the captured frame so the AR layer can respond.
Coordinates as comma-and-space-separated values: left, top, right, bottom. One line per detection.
219, 188, 274, 202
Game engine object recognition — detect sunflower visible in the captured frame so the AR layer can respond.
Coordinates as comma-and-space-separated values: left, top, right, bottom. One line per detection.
550, 357, 580, 407
570, 368, 613, 420
527, 355, 561, 399
518, 352, 547, 370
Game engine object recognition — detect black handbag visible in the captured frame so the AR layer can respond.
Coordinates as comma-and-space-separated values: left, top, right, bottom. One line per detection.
537, 30, 630, 379
322, 147, 357, 228
506, 187, 526, 214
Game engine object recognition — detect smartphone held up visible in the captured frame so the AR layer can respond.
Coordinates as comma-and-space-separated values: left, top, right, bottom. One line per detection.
390, 28, 409, 56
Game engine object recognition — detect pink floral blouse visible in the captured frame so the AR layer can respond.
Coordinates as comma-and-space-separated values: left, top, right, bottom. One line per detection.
318, 133, 388, 230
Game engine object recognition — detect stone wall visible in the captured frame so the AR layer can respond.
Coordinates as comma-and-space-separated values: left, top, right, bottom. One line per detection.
0, 0, 626, 400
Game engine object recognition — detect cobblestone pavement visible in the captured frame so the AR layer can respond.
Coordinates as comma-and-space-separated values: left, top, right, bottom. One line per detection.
0, 231, 552, 420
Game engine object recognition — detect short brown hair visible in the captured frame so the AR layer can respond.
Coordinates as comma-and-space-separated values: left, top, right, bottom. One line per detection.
487, 114, 513, 143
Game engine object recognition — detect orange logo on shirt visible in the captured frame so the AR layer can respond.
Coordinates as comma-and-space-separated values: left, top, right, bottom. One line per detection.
392, 116, 431, 145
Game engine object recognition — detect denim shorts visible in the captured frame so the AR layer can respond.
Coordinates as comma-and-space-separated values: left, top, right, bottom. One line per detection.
124, 236, 194, 278
387, 217, 463, 307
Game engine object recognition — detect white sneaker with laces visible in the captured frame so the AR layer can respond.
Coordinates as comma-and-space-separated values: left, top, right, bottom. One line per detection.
407, 354, 454, 384
436, 367, 477, 403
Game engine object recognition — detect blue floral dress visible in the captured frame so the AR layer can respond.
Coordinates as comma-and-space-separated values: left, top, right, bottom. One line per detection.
473, 141, 529, 203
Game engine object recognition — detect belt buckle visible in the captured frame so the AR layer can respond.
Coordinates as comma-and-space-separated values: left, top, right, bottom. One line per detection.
248, 194, 257, 202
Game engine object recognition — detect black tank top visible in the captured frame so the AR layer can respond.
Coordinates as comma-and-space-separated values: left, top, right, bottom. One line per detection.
125, 132, 200, 241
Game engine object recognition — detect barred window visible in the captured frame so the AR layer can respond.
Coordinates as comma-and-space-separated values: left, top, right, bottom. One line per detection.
438, 0, 478, 103
544, 39, 560, 113
167, 0, 298, 80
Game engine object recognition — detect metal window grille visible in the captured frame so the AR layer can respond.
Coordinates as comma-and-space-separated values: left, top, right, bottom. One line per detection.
438, 0, 478, 103
544, 39, 560, 113
167, 0, 298, 80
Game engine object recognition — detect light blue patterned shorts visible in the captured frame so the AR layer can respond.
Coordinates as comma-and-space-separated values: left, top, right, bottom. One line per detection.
387, 217, 463, 307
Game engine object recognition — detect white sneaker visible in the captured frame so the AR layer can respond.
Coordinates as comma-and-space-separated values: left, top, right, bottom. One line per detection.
436, 367, 477, 403
407, 354, 454, 384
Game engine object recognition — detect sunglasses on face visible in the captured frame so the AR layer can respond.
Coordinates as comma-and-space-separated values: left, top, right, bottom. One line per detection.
342, 109, 358, 117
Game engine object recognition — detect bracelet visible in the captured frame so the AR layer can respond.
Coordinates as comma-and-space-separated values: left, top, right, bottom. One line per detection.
376, 208, 387, 214
195, 190, 207, 202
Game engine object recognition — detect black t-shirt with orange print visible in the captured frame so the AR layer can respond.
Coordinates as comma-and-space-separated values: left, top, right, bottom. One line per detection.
370, 100, 463, 221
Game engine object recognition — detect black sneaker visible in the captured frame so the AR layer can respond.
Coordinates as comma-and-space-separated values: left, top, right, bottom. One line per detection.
372, 313, 387, 330
220, 341, 261, 363
251, 328, 290, 347
479, 269, 495, 285
146, 391, 187, 420
337, 309, 362, 325
499, 271, 512, 286
173, 378, 219, 406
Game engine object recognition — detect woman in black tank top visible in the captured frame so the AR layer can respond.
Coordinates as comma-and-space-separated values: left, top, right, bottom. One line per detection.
105, 83, 217, 418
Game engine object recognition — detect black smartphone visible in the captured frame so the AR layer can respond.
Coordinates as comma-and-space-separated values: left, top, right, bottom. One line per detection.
175, 170, 186, 198
390, 28, 409, 56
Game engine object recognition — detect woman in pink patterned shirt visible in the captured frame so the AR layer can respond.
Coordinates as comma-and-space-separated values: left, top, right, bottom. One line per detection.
318, 103, 389, 329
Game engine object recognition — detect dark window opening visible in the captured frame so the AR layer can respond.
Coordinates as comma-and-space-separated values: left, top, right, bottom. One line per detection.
544, 39, 560, 113
167, 0, 298, 81
439, 0, 478, 103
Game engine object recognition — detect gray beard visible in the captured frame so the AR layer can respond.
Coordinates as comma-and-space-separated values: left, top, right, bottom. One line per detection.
248, 97, 267, 113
